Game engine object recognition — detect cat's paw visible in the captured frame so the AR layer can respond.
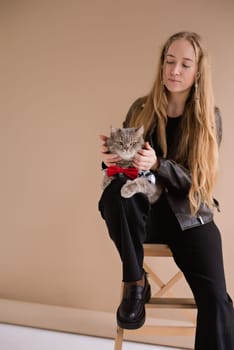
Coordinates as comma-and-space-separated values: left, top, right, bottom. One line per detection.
102, 175, 113, 190
121, 181, 138, 198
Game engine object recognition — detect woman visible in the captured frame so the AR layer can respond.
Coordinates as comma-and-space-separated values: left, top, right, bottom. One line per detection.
98, 31, 234, 349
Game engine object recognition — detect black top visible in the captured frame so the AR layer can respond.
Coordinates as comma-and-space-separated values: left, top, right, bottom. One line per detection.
150, 115, 182, 159
166, 116, 182, 157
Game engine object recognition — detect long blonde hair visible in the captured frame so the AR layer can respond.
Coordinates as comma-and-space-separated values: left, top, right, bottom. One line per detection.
129, 31, 219, 215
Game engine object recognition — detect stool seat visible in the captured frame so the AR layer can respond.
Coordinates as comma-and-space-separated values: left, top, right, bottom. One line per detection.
114, 244, 197, 350
143, 243, 173, 256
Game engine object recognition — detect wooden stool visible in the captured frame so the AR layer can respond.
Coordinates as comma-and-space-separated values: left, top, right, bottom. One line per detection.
114, 244, 197, 350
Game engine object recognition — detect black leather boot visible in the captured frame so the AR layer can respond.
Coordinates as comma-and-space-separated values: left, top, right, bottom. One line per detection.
116, 274, 151, 329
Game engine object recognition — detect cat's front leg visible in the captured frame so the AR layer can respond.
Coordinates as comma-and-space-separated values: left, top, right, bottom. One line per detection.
121, 179, 139, 198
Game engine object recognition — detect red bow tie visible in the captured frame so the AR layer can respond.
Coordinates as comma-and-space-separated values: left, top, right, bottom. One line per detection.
106, 165, 138, 179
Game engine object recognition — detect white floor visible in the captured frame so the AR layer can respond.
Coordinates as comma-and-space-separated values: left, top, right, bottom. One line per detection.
0, 323, 185, 350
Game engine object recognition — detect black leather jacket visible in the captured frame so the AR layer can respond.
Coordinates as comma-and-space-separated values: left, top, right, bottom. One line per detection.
123, 97, 222, 231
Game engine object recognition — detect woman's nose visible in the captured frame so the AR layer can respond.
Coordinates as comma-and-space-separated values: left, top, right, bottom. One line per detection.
171, 64, 181, 76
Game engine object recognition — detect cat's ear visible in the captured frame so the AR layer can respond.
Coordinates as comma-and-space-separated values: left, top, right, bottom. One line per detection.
110, 126, 118, 135
110, 126, 122, 135
136, 125, 144, 136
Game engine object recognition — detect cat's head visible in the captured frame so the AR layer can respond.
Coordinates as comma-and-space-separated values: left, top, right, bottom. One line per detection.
107, 126, 144, 160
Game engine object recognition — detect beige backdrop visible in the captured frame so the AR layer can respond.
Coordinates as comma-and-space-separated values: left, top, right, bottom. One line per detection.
0, 0, 234, 349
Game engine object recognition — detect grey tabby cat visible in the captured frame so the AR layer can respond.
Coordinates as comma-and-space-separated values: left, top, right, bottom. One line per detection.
102, 126, 162, 203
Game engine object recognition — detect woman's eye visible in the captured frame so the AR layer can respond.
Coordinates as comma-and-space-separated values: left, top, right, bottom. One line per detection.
166, 60, 190, 68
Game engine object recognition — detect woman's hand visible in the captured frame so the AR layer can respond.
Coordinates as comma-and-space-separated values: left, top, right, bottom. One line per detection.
99, 134, 121, 167
132, 142, 158, 171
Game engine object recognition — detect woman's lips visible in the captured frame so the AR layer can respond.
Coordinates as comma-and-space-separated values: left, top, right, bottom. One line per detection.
168, 78, 181, 83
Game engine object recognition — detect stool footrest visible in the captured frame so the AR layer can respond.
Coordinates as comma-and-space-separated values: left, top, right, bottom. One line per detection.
147, 297, 196, 309
124, 325, 196, 336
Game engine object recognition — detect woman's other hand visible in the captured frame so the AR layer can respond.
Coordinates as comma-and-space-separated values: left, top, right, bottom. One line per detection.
132, 142, 159, 171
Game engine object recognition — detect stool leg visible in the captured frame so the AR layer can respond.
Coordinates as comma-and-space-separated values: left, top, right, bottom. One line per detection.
114, 283, 125, 350
114, 326, 124, 350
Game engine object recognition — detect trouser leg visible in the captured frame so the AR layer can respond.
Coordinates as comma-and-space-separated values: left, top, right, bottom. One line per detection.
148, 198, 234, 349
168, 221, 234, 350
98, 177, 150, 282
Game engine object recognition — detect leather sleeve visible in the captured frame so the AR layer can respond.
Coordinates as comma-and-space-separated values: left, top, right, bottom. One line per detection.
155, 159, 191, 196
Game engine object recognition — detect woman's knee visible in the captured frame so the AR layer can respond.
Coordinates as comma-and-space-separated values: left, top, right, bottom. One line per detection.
98, 177, 126, 217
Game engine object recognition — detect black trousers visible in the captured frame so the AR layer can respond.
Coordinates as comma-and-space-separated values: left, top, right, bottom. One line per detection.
98, 177, 234, 350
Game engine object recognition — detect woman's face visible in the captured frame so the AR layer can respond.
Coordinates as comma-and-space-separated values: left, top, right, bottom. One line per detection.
163, 39, 198, 96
